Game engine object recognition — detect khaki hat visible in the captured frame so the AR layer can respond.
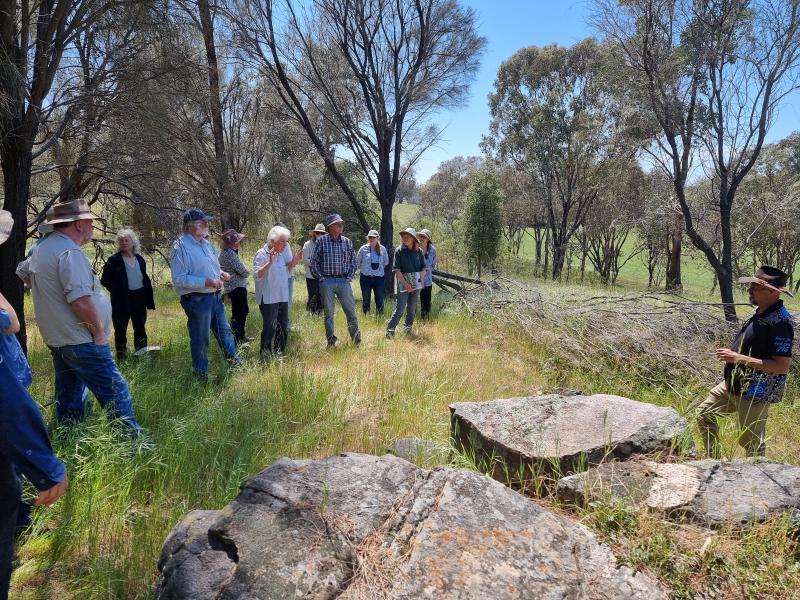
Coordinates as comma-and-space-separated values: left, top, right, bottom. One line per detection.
367, 229, 379, 238
0, 210, 13, 246
309, 223, 326, 235
417, 228, 432, 241
46, 198, 99, 225
738, 265, 794, 297
400, 227, 417, 239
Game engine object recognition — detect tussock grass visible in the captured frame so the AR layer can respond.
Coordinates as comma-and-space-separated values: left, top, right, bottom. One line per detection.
11, 278, 800, 599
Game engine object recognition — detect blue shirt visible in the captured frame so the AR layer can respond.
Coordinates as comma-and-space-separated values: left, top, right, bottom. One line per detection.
0, 310, 32, 388
422, 244, 438, 287
311, 234, 357, 280
169, 234, 223, 296
254, 244, 292, 304
0, 355, 66, 491
356, 244, 389, 277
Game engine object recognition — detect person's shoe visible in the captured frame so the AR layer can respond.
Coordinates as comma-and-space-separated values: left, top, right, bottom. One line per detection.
327, 338, 338, 348
385, 330, 395, 339
353, 334, 362, 345
245, 335, 256, 342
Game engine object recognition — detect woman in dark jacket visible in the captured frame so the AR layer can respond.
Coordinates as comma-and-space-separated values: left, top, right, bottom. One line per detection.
100, 228, 155, 358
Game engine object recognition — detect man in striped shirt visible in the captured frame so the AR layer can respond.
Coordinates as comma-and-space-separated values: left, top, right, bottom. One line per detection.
311, 214, 361, 347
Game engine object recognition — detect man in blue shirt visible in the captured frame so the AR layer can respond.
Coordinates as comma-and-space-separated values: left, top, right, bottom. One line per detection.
170, 208, 240, 378
311, 213, 361, 347
0, 209, 68, 600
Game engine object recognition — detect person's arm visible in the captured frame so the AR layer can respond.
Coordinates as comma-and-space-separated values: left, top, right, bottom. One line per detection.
16, 255, 32, 287
346, 241, 357, 281
70, 296, 108, 345
716, 350, 791, 375
233, 252, 250, 277
0, 358, 68, 504
99, 255, 114, 290
0, 293, 20, 334
254, 248, 273, 279
311, 239, 324, 281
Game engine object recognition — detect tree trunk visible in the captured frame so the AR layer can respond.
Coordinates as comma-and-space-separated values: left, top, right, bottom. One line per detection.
719, 204, 737, 321
379, 201, 395, 297
198, 0, 232, 226
665, 231, 682, 290
0, 144, 33, 353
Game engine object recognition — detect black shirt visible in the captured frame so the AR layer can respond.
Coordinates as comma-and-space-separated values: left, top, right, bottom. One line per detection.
724, 299, 794, 403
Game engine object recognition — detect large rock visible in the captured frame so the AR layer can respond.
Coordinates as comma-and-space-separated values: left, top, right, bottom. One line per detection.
157, 453, 666, 599
557, 458, 800, 528
449, 394, 692, 482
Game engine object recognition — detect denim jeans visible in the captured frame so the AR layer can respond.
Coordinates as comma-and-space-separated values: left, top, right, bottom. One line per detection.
259, 302, 289, 355
320, 278, 361, 344
359, 275, 385, 314
49, 342, 143, 435
180, 292, 238, 376
387, 289, 420, 334
0, 456, 21, 600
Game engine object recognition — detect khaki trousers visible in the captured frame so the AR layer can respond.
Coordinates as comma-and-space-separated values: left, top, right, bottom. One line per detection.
696, 382, 769, 457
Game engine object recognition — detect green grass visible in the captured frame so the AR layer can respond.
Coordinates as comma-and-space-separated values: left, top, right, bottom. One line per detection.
11, 273, 800, 599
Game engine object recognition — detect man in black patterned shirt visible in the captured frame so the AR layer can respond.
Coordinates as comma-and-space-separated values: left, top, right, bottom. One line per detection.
697, 266, 795, 457
311, 213, 361, 347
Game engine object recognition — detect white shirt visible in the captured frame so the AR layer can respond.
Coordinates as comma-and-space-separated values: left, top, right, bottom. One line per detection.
254, 244, 292, 304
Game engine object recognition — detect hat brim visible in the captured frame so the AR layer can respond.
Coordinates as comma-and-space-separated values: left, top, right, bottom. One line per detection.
326, 219, 344, 227
738, 276, 794, 297
0, 210, 13, 246
417, 232, 431, 240
46, 211, 100, 225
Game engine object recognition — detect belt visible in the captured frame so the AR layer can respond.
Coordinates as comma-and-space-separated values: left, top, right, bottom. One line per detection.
182, 291, 220, 298
324, 274, 348, 278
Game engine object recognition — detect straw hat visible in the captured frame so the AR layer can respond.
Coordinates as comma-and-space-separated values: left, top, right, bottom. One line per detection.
0, 210, 13, 245
309, 223, 326, 235
738, 265, 794, 297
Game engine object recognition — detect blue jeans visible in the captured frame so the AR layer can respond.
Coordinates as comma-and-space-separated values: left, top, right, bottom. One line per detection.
320, 278, 361, 345
49, 342, 143, 435
359, 275, 385, 314
259, 302, 289, 355
387, 289, 420, 334
180, 292, 238, 376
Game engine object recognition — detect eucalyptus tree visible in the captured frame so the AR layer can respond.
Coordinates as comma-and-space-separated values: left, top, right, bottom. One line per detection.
594, 0, 800, 320
230, 0, 486, 249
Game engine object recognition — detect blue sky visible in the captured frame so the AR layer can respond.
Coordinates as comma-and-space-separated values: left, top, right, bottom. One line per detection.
415, 0, 800, 183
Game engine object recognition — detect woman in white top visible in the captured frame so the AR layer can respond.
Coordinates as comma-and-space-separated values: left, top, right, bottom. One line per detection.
253, 226, 302, 356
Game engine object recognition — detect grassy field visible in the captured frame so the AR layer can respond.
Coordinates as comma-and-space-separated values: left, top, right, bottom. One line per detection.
9, 218, 800, 599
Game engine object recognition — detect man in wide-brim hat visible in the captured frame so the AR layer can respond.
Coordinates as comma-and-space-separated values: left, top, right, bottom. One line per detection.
25, 198, 144, 435
302, 223, 327, 314
0, 208, 68, 599
697, 265, 795, 457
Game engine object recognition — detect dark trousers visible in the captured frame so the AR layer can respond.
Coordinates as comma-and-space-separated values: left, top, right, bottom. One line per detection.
227, 286, 249, 343
259, 302, 289, 355
359, 275, 386, 314
0, 456, 22, 600
420, 285, 433, 319
112, 288, 148, 357
305, 277, 322, 313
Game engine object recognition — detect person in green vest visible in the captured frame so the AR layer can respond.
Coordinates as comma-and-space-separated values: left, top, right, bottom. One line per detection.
386, 228, 425, 338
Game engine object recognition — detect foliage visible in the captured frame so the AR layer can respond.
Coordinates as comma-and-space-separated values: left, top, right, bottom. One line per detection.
460, 170, 504, 277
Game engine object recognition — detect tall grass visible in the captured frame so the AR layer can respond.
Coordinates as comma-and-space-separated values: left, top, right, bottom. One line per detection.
11, 277, 800, 599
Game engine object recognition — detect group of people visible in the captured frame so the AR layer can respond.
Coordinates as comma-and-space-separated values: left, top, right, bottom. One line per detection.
0, 196, 794, 600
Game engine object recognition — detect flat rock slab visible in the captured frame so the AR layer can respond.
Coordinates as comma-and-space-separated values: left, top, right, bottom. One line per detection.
450, 394, 692, 481
557, 458, 800, 528
157, 453, 666, 599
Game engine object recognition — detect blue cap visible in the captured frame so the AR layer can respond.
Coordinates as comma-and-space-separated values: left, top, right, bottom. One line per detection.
182, 208, 214, 225
324, 213, 344, 228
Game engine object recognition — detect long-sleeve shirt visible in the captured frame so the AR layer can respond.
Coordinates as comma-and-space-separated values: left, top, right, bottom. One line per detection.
0, 310, 32, 388
356, 244, 389, 277
0, 355, 66, 491
169, 233, 222, 296
311, 234, 356, 281
422, 244, 438, 287
218, 248, 249, 293
302, 239, 317, 279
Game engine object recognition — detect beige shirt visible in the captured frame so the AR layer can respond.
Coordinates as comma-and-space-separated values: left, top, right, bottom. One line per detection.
29, 231, 112, 347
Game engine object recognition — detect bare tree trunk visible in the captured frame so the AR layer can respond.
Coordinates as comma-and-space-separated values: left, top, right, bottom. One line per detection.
665, 231, 682, 290
0, 145, 32, 352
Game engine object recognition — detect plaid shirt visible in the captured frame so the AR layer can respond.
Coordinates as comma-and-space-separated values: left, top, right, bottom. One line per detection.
311, 233, 356, 280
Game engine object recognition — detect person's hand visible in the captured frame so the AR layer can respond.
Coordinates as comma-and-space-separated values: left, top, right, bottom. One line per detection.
715, 348, 741, 364
204, 277, 223, 290
35, 475, 68, 507
220, 271, 231, 282
403, 283, 413, 293
93, 332, 110, 346
294, 248, 303, 260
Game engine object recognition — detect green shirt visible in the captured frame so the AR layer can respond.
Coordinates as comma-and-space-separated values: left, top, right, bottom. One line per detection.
393, 247, 425, 274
